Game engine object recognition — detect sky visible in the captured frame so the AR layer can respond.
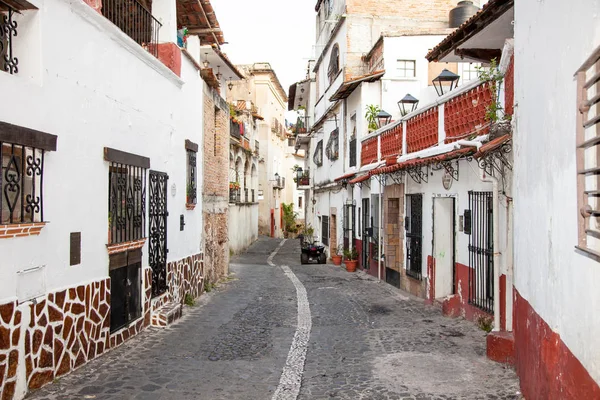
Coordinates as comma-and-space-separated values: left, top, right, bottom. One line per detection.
211, 0, 316, 92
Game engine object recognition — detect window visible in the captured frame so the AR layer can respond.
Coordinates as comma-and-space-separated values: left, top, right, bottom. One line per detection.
106, 148, 148, 245
0, 4, 19, 74
325, 128, 339, 160
460, 63, 481, 82
322, 215, 329, 246
1, 143, 44, 224
298, 196, 302, 208
1, 123, 57, 226
185, 140, 198, 205
576, 46, 600, 256
349, 113, 357, 167
328, 44, 340, 85
397, 60, 416, 78
313, 140, 323, 167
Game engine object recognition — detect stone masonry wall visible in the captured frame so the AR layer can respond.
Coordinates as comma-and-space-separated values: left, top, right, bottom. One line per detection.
202, 87, 230, 285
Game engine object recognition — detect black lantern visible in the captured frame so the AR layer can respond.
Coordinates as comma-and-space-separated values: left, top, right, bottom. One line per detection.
432, 69, 460, 96
376, 109, 392, 129
202, 53, 209, 69
228, 78, 234, 90
216, 65, 222, 80
397, 94, 419, 116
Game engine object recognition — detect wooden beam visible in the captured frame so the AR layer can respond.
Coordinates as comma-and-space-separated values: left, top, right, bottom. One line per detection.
0, 120, 57, 151
454, 48, 503, 63
104, 147, 150, 169
185, 139, 199, 152
188, 27, 222, 35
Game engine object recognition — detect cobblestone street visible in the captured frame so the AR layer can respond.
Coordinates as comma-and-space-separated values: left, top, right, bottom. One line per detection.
28, 237, 520, 400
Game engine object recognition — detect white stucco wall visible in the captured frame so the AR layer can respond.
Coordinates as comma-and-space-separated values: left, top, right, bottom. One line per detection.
228, 204, 259, 254
514, 0, 600, 383
0, 0, 205, 302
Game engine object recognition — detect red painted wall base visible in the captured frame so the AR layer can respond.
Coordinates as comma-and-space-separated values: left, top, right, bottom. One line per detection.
514, 289, 600, 399
440, 262, 494, 323
487, 331, 515, 365
156, 43, 182, 77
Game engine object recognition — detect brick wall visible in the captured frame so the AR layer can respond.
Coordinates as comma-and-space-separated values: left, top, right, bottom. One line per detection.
202, 88, 230, 284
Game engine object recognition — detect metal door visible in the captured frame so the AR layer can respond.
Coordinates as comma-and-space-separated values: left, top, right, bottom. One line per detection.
405, 194, 423, 280
362, 198, 370, 269
148, 170, 168, 297
467, 191, 494, 312
343, 203, 356, 250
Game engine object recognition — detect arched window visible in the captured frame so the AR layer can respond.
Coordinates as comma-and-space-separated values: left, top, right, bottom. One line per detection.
328, 44, 340, 85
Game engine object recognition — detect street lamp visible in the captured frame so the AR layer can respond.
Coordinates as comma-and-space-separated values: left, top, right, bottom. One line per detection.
397, 94, 419, 116
432, 69, 460, 96
376, 109, 392, 129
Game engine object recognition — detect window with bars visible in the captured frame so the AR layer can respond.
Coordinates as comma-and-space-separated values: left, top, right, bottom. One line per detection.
0, 3, 20, 75
185, 140, 198, 205
325, 128, 339, 160
397, 60, 416, 78
1, 143, 45, 224
314, 140, 323, 167
328, 44, 340, 85
321, 215, 329, 246
106, 148, 148, 245
576, 45, 600, 258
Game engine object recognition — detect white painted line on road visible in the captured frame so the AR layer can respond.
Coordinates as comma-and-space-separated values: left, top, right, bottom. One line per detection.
269, 240, 312, 400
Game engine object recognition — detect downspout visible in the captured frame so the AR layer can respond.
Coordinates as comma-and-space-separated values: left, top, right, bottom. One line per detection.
463, 146, 501, 332
505, 196, 514, 331
378, 176, 383, 281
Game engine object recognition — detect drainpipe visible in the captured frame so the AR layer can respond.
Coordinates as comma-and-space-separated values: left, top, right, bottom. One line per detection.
505, 196, 514, 331
463, 146, 501, 332
378, 176, 383, 281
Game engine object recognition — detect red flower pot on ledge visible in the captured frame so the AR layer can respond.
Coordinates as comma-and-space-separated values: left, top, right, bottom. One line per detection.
344, 260, 358, 272
343, 248, 359, 272
331, 255, 342, 266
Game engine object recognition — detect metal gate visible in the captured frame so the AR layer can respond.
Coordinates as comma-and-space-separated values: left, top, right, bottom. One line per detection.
149, 171, 169, 297
362, 198, 370, 269
405, 194, 423, 280
343, 203, 356, 250
467, 191, 494, 313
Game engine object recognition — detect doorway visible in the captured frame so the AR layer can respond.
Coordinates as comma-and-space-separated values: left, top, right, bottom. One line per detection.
148, 170, 169, 297
433, 197, 455, 299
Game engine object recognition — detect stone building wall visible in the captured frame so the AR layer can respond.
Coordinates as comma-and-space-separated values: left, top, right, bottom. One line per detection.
202, 87, 230, 284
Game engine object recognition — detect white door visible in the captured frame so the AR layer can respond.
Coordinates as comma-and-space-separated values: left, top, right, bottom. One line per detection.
433, 197, 455, 299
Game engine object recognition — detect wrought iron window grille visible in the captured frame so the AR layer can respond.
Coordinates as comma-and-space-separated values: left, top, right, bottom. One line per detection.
328, 44, 340, 85
349, 137, 357, 167
229, 187, 240, 204
101, 0, 161, 58
1, 142, 44, 224
325, 128, 339, 161
186, 149, 197, 204
108, 163, 147, 244
321, 215, 329, 246
0, 3, 19, 74
313, 140, 323, 167
405, 193, 423, 280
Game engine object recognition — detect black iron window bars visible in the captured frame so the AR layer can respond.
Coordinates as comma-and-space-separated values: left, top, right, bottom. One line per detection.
0, 2, 19, 74
467, 191, 494, 313
108, 163, 147, 245
1, 142, 44, 224
186, 149, 197, 204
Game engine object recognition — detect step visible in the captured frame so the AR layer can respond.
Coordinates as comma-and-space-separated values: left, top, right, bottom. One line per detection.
487, 331, 515, 366
151, 301, 183, 327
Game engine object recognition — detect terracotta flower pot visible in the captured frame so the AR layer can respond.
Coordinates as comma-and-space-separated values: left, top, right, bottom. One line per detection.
331, 255, 342, 266
344, 260, 358, 272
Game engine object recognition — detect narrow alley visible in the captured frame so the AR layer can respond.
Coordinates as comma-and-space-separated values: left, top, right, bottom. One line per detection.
28, 237, 519, 400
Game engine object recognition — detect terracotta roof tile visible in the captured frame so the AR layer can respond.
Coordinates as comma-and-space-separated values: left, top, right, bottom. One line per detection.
349, 174, 370, 184
474, 134, 511, 158
334, 172, 357, 182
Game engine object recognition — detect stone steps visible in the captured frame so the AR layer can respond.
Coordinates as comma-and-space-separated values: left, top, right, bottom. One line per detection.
151, 301, 182, 327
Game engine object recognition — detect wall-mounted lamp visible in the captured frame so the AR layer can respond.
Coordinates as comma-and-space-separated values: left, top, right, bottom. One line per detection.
398, 94, 419, 116
202, 53, 209, 69
216, 66, 222, 80
432, 69, 460, 96
228, 78, 234, 90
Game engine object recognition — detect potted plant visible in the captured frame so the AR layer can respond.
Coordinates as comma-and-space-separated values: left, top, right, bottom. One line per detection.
331, 244, 343, 266
365, 104, 381, 133
186, 183, 196, 204
343, 248, 359, 272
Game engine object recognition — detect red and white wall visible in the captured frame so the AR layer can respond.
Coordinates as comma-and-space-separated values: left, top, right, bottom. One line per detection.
514, 0, 600, 397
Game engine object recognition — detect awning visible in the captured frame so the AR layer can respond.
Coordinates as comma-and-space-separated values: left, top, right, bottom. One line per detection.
426, 0, 514, 63
329, 70, 385, 101
177, 0, 225, 46
334, 172, 357, 182
349, 174, 370, 184
474, 134, 511, 158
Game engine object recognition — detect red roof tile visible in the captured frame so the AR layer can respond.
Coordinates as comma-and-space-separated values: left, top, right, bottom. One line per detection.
349, 174, 370, 184
334, 172, 357, 182
474, 134, 511, 158
369, 147, 476, 176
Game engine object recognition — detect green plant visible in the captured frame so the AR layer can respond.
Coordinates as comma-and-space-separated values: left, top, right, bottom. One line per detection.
332, 244, 344, 256
365, 104, 381, 132
475, 58, 510, 123
184, 293, 195, 307
282, 203, 298, 234
477, 315, 493, 333
204, 280, 213, 292
343, 247, 359, 260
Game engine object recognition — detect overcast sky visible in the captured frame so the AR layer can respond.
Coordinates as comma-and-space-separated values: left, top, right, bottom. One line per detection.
211, 0, 316, 92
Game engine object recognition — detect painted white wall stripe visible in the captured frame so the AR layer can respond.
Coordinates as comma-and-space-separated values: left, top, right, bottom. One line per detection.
269, 240, 312, 400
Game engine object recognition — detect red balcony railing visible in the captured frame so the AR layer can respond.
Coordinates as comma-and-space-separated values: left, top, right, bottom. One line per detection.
380, 124, 403, 159
406, 107, 438, 153
361, 136, 378, 166
444, 83, 493, 143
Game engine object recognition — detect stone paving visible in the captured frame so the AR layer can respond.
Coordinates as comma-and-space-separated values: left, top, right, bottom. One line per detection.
28, 237, 520, 400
